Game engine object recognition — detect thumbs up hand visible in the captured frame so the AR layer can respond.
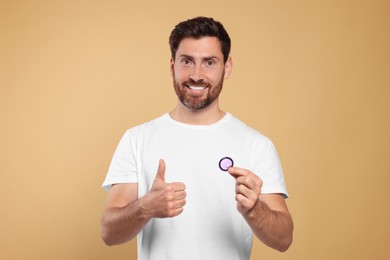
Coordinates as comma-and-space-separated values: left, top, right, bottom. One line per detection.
151, 159, 168, 191
142, 160, 186, 218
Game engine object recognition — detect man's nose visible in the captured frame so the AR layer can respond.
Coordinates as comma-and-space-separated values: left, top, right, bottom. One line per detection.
189, 64, 204, 82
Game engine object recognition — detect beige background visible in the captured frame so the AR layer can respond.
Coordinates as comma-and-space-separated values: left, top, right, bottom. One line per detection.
1, 0, 389, 259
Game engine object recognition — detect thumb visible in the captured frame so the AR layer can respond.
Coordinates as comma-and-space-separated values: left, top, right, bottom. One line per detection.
155, 159, 166, 182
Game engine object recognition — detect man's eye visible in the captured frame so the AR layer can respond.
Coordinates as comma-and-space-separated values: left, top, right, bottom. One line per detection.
206, 60, 215, 66
181, 59, 191, 65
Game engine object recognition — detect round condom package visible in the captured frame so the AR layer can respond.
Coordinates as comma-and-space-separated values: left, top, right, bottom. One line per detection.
219, 157, 234, 171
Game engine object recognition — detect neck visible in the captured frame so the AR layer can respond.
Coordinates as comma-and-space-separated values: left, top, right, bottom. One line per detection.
169, 99, 226, 125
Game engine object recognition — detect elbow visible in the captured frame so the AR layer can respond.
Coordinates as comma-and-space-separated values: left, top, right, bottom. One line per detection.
102, 237, 114, 247
276, 233, 293, 252
101, 229, 135, 247
100, 218, 136, 246
277, 216, 294, 252
101, 228, 115, 246
277, 242, 291, 252
100, 217, 120, 246
102, 238, 114, 247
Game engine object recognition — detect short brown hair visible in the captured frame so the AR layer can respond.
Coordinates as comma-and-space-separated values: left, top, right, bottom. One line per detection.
169, 17, 231, 63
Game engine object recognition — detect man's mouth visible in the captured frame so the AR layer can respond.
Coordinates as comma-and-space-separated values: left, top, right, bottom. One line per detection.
187, 85, 206, 91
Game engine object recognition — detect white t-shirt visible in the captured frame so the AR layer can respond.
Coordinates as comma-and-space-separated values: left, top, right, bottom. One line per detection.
102, 113, 288, 260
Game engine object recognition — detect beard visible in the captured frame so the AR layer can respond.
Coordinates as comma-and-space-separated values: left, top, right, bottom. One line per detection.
173, 73, 225, 111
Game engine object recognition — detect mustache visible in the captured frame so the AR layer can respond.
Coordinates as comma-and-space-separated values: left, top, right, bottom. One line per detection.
183, 78, 211, 87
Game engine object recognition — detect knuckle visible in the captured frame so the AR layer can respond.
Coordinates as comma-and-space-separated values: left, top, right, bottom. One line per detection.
243, 199, 252, 208
165, 186, 173, 192
251, 194, 258, 201
168, 208, 182, 217
236, 184, 244, 191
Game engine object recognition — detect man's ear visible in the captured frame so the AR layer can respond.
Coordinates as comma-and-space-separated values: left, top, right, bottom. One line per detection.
224, 56, 233, 79
170, 57, 174, 76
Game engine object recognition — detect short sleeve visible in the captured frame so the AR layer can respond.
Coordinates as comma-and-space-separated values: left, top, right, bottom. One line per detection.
252, 136, 288, 198
102, 130, 138, 191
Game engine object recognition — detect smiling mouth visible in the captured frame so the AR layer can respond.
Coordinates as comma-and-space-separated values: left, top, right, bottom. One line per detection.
187, 85, 206, 90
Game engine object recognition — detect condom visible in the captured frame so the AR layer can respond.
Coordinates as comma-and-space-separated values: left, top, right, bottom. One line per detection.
219, 157, 234, 171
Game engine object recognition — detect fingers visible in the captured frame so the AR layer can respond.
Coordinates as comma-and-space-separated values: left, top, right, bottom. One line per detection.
155, 161, 185, 191
229, 167, 263, 214
168, 207, 184, 217
235, 194, 257, 214
156, 159, 166, 182
235, 186, 258, 214
144, 191, 186, 218
236, 175, 262, 194
174, 190, 187, 200
230, 167, 263, 193
227, 167, 244, 177
162, 185, 187, 200
159, 186, 187, 218
228, 167, 250, 178
151, 160, 187, 218
236, 183, 259, 202
171, 182, 186, 191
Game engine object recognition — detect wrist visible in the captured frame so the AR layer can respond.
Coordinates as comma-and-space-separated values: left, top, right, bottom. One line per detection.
136, 193, 155, 220
243, 198, 263, 219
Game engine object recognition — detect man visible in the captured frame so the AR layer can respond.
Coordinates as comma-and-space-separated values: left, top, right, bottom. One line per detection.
101, 17, 293, 259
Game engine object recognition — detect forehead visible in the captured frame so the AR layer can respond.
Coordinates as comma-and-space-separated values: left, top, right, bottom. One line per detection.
176, 37, 223, 59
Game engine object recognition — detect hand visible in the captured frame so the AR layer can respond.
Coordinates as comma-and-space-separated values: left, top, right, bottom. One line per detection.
228, 167, 263, 215
141, 159, 186, 218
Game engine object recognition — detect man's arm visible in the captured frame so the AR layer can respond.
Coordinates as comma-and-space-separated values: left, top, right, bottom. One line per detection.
243, 194, 293, 252
228, 167, 293, 252
101, 160, 186, 246
101, 183, 147, 246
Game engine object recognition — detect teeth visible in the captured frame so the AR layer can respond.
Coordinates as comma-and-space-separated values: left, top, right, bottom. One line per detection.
189, 86, 206, 90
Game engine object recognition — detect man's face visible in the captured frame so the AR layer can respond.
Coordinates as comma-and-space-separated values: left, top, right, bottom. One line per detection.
171, 37, 232, 110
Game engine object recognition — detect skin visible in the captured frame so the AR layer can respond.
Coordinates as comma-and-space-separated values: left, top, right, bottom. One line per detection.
101, 36, 293, 252
101, 160, 186, 245
168, 37, 233, 125
228, 167, 293, 252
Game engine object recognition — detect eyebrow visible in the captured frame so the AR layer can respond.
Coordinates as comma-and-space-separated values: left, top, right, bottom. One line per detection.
178, 54, 221, 61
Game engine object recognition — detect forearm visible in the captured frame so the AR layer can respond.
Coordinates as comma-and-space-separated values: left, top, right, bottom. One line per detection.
101, 198, 151, 246
244, 199, 293, 252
